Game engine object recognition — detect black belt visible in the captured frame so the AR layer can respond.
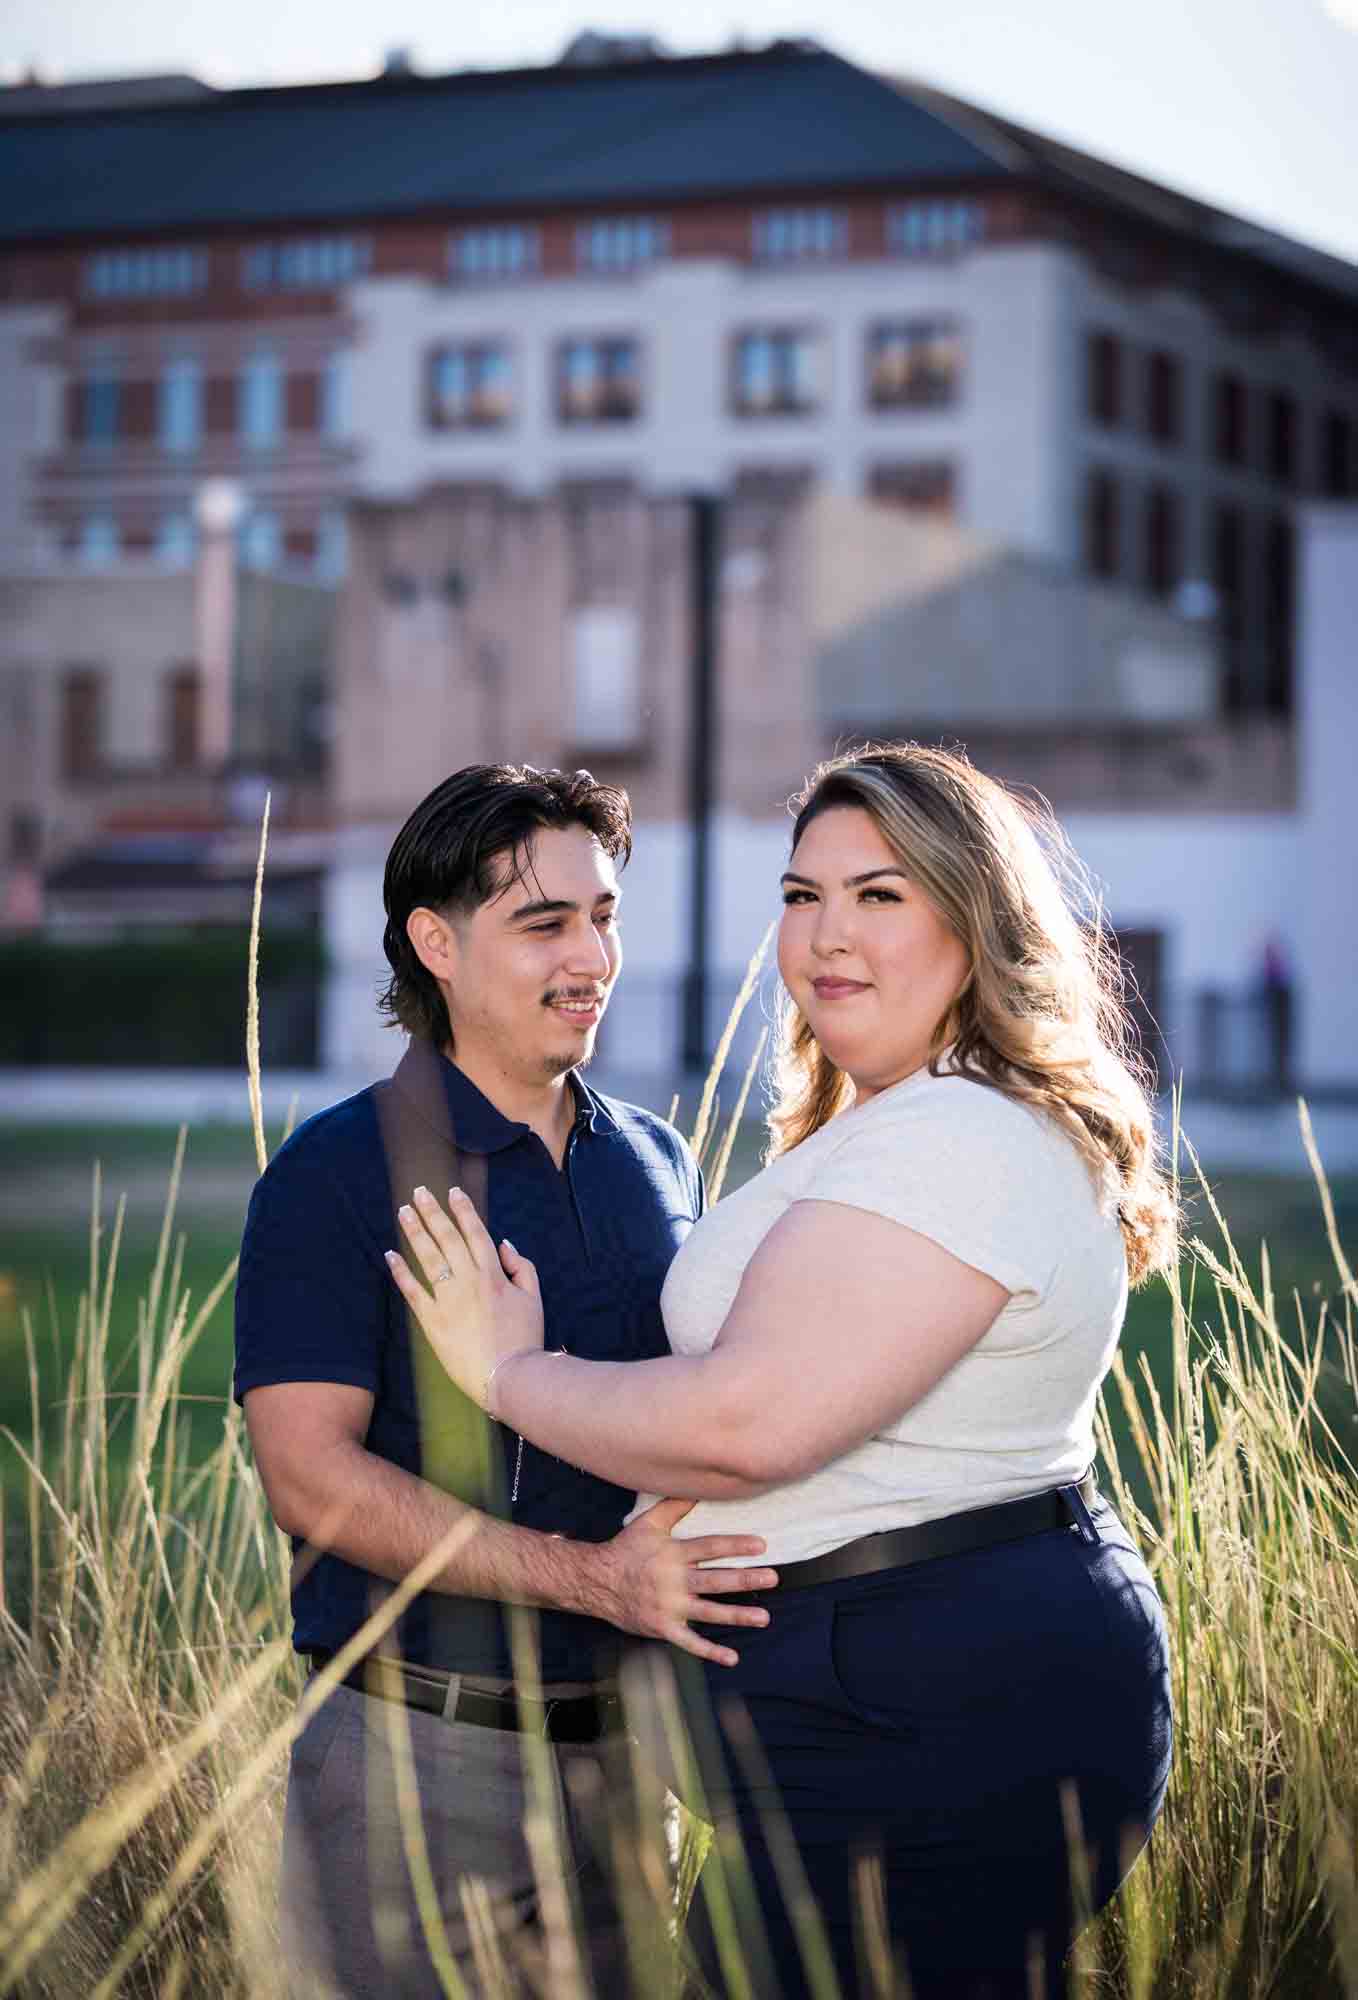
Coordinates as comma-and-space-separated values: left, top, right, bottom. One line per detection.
769, 1470, 1102, 1593
304, 1652, 625, 1744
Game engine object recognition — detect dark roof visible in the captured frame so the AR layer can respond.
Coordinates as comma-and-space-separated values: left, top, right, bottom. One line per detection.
0, 72, 216, 118
886, 74, 1358, 306
2, 41, 1353, 308
0, 46, 1003, 243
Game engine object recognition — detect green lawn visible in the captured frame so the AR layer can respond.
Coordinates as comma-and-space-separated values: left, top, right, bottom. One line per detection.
1, 1120, 1353, 1515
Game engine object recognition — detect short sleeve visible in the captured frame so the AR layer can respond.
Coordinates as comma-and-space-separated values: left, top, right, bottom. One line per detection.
803, 1092, 1055, 1302
233, 1128, 389, 1403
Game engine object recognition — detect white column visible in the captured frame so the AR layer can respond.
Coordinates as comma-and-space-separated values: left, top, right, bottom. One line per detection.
193, 480, 244, 769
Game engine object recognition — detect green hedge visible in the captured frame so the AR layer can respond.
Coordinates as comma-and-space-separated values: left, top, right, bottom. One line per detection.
0, 926, 323, 1067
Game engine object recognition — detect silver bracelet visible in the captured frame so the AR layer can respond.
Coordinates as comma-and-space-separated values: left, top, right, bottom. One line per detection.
485, 1345, 564, 1420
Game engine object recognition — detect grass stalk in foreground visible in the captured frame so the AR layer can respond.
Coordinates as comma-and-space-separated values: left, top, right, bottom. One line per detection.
0, 873, 1355, 1993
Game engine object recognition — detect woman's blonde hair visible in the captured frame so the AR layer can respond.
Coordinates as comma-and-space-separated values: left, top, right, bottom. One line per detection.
769, 743, 1178, 1285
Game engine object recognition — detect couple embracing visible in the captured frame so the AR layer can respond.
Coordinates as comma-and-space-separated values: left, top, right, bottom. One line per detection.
235, 744, 1174, 2000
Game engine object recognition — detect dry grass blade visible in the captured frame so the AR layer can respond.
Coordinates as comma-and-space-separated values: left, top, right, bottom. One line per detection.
688, 923, 773, 1167
246, 792, 271, 1178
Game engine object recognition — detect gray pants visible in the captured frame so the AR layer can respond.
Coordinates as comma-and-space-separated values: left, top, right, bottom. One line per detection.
279, 1680, 651, 1998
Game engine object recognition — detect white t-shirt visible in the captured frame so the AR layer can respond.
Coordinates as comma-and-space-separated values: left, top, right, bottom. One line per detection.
631, 1064, 1129, 1565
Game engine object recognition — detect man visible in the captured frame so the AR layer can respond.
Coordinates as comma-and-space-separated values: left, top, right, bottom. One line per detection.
235, 764, 776, 1997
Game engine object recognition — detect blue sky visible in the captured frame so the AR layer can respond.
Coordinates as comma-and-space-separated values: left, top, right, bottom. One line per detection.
6, 0, 1358, 266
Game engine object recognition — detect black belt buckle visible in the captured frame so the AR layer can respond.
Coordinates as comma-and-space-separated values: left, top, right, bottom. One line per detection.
541, 1690, 623, 1745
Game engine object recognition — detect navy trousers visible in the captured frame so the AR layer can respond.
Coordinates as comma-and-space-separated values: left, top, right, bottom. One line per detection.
680, 1494, 1173, 2000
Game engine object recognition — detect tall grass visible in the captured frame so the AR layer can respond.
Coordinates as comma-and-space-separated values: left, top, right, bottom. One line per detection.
1, 907, 1355, 1993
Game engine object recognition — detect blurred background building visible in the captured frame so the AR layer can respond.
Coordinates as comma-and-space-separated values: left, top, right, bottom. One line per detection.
1, 35, 1355, 1100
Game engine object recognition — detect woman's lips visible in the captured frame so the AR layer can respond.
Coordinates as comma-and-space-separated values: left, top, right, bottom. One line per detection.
811, 978, 870, 999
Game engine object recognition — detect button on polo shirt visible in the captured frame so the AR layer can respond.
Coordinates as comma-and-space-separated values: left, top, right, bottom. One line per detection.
235, 1043, 703, 1682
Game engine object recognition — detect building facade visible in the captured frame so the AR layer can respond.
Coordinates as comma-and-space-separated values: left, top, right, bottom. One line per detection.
2, 41, 1356, 1093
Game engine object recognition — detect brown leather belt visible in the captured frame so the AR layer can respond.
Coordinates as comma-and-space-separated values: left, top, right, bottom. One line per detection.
305, 1653, 625, 1743
768, 1470, 1102, 1593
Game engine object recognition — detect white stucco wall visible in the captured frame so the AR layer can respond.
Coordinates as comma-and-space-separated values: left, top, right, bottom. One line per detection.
1295, 506, 1358, 1091
345, 246, 1070, 558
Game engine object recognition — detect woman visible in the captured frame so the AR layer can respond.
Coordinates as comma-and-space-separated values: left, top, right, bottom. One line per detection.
387, 744, 1176, 1999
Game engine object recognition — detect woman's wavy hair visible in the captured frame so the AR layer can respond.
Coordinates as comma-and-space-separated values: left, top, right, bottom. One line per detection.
379, 764, 632, 1047
769, 743, 1177, 1285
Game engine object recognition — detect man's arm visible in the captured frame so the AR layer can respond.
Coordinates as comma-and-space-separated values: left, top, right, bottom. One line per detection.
244, 1380, 777, 1667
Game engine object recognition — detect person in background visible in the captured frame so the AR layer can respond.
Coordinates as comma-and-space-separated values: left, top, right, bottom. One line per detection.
389, 742, 1177, 2000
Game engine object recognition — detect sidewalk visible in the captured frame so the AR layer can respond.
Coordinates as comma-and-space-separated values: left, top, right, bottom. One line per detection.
2, 1067, 1356, 1175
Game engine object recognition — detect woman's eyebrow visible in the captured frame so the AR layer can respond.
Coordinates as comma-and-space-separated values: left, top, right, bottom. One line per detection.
780, 867, 908, 888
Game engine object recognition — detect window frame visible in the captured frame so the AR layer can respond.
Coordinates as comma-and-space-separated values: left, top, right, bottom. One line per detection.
1213, 372, 1249, 468
729, 326, 825, 419
1146, 349, 1182, 447
554, 334, 643, 427
865, 318, 964, 412
575, 216, 669, 275
240, 349, 284, 450
240, 236, 372, 293
426, 340, 516, 430
1087, 330, 1122, 429
750, 207, 848, 264
866, 460, 956, 514
448, 225, 542, 282
885, 199, 986, 259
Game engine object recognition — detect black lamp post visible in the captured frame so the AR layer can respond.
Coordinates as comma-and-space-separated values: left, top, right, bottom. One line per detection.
682, 491, 720, 1073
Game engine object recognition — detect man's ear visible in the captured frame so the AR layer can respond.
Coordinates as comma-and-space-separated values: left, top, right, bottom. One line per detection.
406, 906, 460, 989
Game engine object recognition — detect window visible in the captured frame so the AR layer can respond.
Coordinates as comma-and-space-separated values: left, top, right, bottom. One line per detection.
866, 321, 962, 409
751, 208, 846, 262
577, 217, 667, 273
240, 510, 280, 571
86, 247, 207, 299
79, 512, 118, 568
1211, 503, 1246, 711
242, 237, 371, 291
241, 351, 283, 448
1087, 332, 1121, 427
570, 605, 642, 747
449, 226, 540, 281
83, 371, 121, 447
427, 344, 514, 428
320, 353, 351, 439
1213, 373, 1248, 466
1322, 408, 1354, 498
164, 665, 200, 770
1085, 468, 1120, 579
60, 667, 102, 781
867, 463, 954, 514
1143, 484, 1180, 599
157, 509, 196, 570
316, 507, 349, 582
731, 330, 822, 417
556, 338, 641, 424
886, 200, 985, 258
1267, 392, 1297, 487
159, 358, 201, 453
1146, 350, 1181, 445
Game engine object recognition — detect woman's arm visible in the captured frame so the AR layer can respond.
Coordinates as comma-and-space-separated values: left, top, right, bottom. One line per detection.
389, 1185, 1009, 1499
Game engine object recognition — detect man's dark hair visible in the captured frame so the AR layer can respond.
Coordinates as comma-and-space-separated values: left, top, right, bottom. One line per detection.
379, 764, 633, 1045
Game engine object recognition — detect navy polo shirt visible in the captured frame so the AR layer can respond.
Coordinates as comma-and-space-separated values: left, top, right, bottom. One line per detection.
234, 1042, 703, 1683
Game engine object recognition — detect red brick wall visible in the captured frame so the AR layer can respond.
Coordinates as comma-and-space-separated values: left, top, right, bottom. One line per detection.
204, 374, 237, 434
286, 370, 320, 432
122, 378, 157, 440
